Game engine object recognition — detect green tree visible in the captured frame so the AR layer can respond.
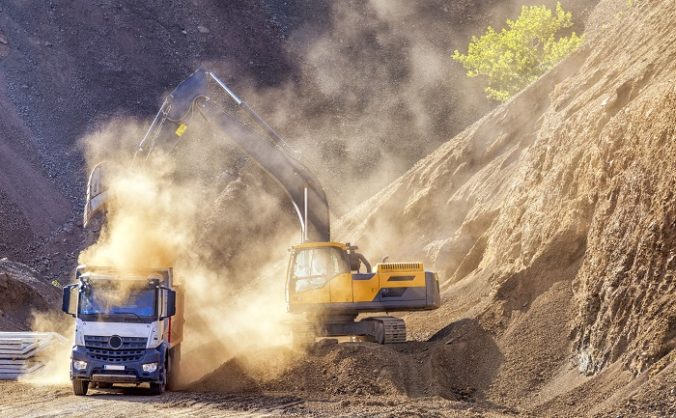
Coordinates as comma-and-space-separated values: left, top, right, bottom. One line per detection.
452, 2, 583, 102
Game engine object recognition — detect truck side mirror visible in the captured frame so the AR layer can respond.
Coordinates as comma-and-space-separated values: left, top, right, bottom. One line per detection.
166, 289, 177, 318
61, 284, 78, 317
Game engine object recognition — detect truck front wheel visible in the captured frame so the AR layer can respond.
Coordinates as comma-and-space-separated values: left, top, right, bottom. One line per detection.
72, 379, 89, 396
150, 365, 166, 395
149, 378, 165, 395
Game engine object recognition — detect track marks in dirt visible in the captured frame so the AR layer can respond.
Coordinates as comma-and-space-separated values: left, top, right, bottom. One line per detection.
0, 382, 522, 417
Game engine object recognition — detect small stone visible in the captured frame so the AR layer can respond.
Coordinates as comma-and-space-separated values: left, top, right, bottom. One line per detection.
0, 34, 7, 45
181, 29, 187, 35
316, 338, 338, 349
197, 25, 210, 34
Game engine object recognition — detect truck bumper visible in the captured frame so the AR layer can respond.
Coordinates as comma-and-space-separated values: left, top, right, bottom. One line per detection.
90, 373, 139, 383
70, 345, 165, 384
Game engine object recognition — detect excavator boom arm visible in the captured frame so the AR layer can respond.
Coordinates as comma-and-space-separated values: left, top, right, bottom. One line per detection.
85, 69, 330, 242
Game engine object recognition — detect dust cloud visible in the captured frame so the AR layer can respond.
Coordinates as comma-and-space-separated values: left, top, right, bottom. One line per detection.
228, 0, 589, 214
75, 117, 302, 386
19, 311, 73, 385
237, 0, 593, 275
28, 0, 594, 387
225, 0, 494, 214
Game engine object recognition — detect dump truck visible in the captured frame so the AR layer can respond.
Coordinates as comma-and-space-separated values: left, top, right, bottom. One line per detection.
61, 266, 182, 395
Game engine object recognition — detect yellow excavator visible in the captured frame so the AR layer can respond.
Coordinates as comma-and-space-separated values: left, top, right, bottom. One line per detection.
84, 69, 440, 344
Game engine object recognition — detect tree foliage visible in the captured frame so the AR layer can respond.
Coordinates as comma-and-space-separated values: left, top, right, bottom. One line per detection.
452, 2, 583, 102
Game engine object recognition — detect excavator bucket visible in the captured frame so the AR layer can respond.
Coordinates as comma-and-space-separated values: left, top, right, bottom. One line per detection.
83, 162, 107, 227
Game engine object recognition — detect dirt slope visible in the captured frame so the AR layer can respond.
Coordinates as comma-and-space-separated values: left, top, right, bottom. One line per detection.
0, 258, 60, 330
184, 1, 674, 416
195, 318, 500, 400
0, 0, 299, 280
160, 1, 675, 416
329, 0, 675, 414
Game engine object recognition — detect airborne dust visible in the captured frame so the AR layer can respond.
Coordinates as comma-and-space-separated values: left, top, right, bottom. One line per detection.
79, 118, 305, 385
25, 0, 594, 387
46, 0, 487, 386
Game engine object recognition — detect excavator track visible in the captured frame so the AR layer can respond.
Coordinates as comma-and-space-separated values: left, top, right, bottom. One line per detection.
366, 316, 407, 344
290, 321, 316, 348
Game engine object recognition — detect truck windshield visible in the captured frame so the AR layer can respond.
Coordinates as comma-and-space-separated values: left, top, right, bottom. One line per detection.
79, 280, 156, 322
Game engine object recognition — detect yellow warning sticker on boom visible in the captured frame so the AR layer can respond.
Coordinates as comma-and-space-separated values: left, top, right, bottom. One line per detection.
175, 123, 188, 136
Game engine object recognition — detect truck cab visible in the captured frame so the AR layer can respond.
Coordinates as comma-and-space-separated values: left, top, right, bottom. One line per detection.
61, 266, 182, 395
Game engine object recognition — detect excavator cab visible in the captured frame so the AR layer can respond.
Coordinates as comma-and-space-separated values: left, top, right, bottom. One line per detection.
290, 244, 350, 293
287, 242, 353, 306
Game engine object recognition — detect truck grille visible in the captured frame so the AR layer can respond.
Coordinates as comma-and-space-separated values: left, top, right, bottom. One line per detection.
84, 335, 147, 363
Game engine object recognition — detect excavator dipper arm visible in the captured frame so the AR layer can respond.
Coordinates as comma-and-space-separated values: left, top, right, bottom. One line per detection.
198, 98, 330, 242
85, 69, 330, 242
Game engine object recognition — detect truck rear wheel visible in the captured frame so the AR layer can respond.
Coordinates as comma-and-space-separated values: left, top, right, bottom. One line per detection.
167, 347, 181, 391
72, 379, 89, 396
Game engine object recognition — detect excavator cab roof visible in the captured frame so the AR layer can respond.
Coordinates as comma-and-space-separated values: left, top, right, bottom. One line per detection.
291, 241, 348, 252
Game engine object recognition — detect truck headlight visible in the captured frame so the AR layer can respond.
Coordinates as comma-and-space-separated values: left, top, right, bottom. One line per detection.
142, 362, 158, 373
73, 360, 87, 371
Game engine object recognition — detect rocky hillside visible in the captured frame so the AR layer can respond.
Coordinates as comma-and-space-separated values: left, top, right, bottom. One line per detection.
336, 0, 675, 415
0, 0, 299, 280
0, 259, 60, 331
0, 0, 597, 282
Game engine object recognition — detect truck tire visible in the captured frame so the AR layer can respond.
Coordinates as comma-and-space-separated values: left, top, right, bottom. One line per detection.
149, 378, 165, 395
72, 379, 89, 396
150, 359, 167, 396
167, 346, 181, 391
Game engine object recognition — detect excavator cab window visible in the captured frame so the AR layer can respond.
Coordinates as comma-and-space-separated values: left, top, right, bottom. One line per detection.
291, 247, 350, 293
